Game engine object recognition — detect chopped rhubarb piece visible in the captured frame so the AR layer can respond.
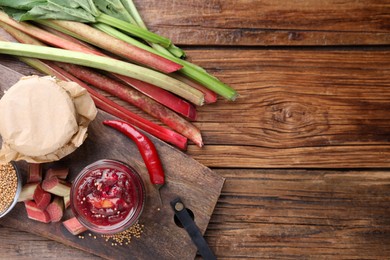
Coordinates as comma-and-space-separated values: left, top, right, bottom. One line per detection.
24, 200, 51, 223
33, 184, 52, 210
42, 177, 71, 197
45, 168, 69, 180
17, 182, 39, 202
63, 217, 87, 236
63, 195, 70, 209
46, 196, 64, 222
27, 163, 42, 183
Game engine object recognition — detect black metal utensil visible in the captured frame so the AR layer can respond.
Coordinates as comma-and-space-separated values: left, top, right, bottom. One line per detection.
170, 197, 217, 260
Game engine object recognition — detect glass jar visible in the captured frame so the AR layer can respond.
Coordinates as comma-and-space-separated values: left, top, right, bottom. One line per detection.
71, 159, 145, 234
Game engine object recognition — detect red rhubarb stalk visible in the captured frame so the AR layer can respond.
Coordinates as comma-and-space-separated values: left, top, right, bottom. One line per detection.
46, 196, 65, 222
59, 63, 202, 146
113, 74, 197, 120
92, 94, 188, 150
0, 12, 182, 73
45, 168, 69, 180
42, 177, 71, 197
33, 184, 52, 210
24, 201, 51, 223
63, 217, 87, 235
27, 163, 42, 183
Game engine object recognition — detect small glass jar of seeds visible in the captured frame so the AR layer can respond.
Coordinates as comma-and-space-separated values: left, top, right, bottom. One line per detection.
0, 162, 22, 218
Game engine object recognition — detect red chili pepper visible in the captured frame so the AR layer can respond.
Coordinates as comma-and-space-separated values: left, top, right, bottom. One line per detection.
103, 120, 165, 188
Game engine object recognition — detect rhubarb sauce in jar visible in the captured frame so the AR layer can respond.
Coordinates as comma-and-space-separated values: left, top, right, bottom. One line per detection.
71, 159, 145, 234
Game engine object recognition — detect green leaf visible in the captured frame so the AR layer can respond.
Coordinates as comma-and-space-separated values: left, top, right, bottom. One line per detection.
20, 3, 96, 22
49, 0, 100, 17
0, 0, 98, 22
0, 7, 32, 21
0, 0, 46, 10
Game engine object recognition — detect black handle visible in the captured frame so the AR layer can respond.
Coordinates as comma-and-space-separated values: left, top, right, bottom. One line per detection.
171, 198, 217, 260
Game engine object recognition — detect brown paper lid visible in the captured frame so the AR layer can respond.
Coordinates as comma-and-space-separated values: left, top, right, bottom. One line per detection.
0, 75, 97, 163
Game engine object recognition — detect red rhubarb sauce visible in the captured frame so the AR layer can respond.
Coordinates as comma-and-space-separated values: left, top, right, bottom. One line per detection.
71, 159, 145, 234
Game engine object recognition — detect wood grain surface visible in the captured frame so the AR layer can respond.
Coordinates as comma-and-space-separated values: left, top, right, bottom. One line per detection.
1, 0, 390, 259
186, 48, 390, 168
135, 0, 390, 46
207, 169, 390, 259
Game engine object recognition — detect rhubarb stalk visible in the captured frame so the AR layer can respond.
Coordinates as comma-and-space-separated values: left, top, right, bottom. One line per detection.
58, 63, 203, 146
0, 41, 205, 105
113, 74, 197, 120
36, 22, 197, 119
46, 196, 65, 222
172, 73, 218, 104
0, 11, 181, 73
63, 217, 87, 235
120, 0, 185, 58
92, 22, 237, 100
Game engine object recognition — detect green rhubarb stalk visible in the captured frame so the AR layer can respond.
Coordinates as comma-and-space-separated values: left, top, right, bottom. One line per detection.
167, 44, 186, 58
120, 0, 185, 58
94, 23, 237, 100
120, 0, 144, 27
0, 41, 205, 105
96, 13, 170, 47
94, 0, 137, 25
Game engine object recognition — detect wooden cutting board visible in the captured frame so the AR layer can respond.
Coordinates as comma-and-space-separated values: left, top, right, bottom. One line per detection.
0, 64, 224, 259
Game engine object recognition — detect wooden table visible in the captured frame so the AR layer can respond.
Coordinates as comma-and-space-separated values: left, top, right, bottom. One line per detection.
1, 0, 390, 259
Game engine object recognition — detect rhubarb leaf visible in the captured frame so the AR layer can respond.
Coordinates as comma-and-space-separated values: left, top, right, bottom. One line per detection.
0, 7, 34, 21
49, 0, 100, 17
0, 0, 46, 10
0, 2, 96, 22
28, 4, 96, 22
